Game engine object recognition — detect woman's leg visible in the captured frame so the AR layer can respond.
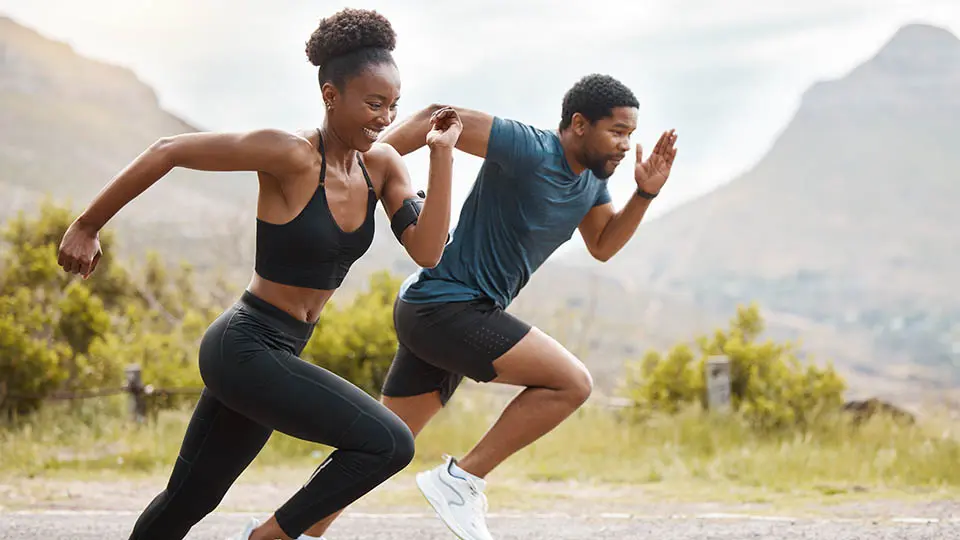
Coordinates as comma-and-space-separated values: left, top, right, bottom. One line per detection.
299, 390, 446, 538
215, 348, 415, 540
128, 389, 273, 540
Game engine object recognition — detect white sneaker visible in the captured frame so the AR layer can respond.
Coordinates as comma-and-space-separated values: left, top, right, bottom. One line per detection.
226, 517, 260, 540
416, 455, 493, 540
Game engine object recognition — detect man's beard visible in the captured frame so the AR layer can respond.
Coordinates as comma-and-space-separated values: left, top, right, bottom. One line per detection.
586, 154, 616, 179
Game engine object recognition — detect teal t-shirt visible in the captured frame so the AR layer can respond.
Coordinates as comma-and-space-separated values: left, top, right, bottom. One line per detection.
400, 116, 612, 309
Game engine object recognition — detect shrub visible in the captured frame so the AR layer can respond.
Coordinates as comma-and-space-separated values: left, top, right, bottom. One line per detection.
621, 303, 847, 431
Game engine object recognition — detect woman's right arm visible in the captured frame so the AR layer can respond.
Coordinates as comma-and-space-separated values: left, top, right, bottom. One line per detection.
77, 129, 314, 230
378, 108, 462, 268
58, 129, 314, 277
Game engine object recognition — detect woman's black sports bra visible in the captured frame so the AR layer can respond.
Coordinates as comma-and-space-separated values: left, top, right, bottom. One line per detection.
254, 130, 377, 290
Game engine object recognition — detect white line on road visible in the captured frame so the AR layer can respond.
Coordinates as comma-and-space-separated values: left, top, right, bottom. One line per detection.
2, 509, 956, 525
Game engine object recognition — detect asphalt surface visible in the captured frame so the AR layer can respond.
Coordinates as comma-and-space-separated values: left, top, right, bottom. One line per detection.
1, 510, 957, 539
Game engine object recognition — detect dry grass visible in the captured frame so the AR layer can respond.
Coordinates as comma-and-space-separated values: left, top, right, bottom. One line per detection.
2, 386, 958, 503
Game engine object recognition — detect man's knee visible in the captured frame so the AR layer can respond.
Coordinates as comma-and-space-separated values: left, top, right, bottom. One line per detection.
564, 362, 594, 406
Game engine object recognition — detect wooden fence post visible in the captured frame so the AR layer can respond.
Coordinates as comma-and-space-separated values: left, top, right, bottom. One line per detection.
125, 364, 146, 424
705, 356, 732, 413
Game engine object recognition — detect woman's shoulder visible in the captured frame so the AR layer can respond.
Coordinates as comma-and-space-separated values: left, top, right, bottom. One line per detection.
363, 141, 402, 161
291, 127, 321, 152
361, 142, 403, 175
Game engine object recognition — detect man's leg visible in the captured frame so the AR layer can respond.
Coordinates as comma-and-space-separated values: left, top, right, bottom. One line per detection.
383, 298, 590, 540
307, 298, 581, 540
457, 327, 592, 478
382, 392, 447, 436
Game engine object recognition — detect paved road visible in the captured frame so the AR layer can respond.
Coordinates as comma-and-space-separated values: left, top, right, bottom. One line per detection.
1, 510, 957, 539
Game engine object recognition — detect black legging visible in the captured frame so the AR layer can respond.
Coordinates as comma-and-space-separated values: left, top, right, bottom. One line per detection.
129, 291, 415, 539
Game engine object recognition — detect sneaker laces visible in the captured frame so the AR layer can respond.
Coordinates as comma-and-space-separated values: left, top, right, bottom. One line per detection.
464, 476, 489, 514
443, 455, 490, 518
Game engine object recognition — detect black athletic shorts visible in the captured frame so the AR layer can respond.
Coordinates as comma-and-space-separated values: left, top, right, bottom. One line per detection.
381, 295, 532, 405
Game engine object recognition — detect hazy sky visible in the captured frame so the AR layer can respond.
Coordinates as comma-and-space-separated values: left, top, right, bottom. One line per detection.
2, 0, 958, 231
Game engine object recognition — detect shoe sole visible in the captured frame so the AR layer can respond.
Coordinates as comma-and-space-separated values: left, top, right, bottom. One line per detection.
415, 471, 476, 540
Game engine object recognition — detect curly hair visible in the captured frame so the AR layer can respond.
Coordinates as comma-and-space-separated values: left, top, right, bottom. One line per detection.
559, 74, 639, 130
305, 8, 397, 88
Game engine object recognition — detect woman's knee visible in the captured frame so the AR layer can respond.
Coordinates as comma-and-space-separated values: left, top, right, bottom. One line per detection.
352, 409, 415, 473
379, 412, 415, 472
387, 419, 416, 471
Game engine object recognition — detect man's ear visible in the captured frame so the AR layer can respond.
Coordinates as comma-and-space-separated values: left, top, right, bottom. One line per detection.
571, 112, 591, 137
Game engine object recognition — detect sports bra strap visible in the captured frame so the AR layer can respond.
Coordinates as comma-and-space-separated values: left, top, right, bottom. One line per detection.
356, 156, 375, 193
316, 128, 327, 186
316, 128, 373, 194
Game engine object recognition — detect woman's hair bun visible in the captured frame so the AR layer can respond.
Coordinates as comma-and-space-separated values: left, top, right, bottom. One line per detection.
306, 8, 396, 68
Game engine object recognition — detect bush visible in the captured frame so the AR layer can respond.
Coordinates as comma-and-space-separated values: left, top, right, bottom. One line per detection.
302, 271, 402, 397
0, 200, 226, 417
621, 303, 847, 431
0, 200, 406, 417
0, 286, 71, 417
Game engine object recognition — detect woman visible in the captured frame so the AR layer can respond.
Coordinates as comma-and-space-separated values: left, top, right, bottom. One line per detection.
56, 8, 461, 540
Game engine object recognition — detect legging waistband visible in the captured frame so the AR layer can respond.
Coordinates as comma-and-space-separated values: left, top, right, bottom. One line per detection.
239, 290, 316, 340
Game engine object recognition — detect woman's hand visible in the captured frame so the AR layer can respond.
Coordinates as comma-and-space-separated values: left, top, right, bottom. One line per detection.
57, 219, 102, 279
425, 107, 463, 150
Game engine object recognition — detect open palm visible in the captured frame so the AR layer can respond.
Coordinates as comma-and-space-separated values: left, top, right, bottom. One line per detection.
634, 129, 678, 195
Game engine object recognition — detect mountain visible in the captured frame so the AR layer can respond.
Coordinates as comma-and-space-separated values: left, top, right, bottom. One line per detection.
564, 23, 960, 396
0, 15, 252, 269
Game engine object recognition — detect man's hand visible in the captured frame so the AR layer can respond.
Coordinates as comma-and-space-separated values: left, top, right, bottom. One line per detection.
634, 130, 678, 196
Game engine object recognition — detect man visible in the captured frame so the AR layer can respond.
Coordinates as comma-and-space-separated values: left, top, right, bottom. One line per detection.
302, 73, 677, 540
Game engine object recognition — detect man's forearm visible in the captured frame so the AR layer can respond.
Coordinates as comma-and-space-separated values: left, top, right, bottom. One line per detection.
383, 104, 493, 159
381, 105, 444, 156
594, 194, 653, 261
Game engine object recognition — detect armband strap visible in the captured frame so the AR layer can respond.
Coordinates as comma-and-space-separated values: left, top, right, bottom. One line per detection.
391, 195, 423, 241
391, 190, 452, 246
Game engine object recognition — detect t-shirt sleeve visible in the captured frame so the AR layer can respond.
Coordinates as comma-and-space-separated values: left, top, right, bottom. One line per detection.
593, 181, 613, 207
486, 116, 545, 174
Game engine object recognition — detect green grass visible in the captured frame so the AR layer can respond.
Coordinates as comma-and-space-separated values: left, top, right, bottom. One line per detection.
2, 387, 959, 501
421, 389, 960, 493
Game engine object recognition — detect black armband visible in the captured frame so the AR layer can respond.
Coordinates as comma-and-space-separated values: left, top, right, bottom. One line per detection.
391, 190, 451, 246
391, 192, 424, 241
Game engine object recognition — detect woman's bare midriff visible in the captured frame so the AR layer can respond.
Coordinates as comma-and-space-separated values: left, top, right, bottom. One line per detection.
247, 272, 335, 323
